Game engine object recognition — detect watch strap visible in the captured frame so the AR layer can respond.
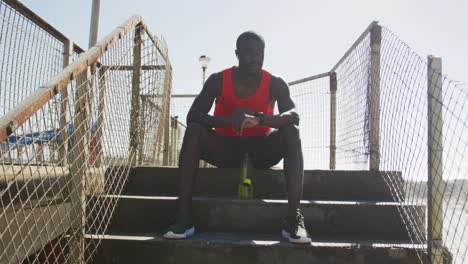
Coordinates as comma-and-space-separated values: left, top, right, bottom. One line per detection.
255, 113, 265, 125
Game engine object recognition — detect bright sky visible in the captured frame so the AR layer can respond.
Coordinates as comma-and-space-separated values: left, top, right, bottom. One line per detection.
7, 0, 466, 177
21, 0, 468, 94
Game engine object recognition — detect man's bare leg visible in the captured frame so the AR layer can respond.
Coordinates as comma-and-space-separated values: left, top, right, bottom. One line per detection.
164, 123, 226, 239
177, 123, 208, 213
254, 124, 309, 243
281, 124, 304, 213
177, 123, 234, 212
256, 124, 304, 211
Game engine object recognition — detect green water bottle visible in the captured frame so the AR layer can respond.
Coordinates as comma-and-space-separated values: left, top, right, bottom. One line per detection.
238, 154, 253, 199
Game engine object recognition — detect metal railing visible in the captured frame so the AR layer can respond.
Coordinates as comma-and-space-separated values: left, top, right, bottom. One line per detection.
0, 1, 173, 262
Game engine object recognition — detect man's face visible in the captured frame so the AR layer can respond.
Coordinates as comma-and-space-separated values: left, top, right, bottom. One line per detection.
236, 39, 264, 76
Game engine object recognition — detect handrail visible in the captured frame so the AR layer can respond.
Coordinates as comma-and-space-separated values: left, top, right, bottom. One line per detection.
172, 94, 199, 98
176, 120, 187, 128
3, 0, 84, 54
0, 15, 159, 142
268, 21, 378, 88
140, 23, 171, 68
288, 72, 330, 86
330, 21, 378, 72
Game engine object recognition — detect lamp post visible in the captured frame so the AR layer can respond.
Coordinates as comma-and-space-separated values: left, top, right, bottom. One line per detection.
89, 0, 101, 48
198, 55, 210, 168
199, 55, 210, 85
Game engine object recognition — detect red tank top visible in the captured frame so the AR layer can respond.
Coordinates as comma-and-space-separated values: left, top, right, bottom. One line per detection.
214, 67, 274, 138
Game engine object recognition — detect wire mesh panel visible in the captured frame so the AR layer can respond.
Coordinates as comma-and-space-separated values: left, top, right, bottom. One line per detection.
0, 1, 63, 115
437, 80, 468, 264
0, 14, 172, 264
376, 28, 430, 261
140, 95, 163, 164
333, 35, 372, 170
377, 27, 467, 264
85, 23, 172, 262
170, 96, 199, 124
289, 75, 330, 169
0, 0, 84, 117
326, 22, 467, 263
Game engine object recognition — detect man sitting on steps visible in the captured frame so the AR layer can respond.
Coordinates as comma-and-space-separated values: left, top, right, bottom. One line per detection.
163, 31, 311, 244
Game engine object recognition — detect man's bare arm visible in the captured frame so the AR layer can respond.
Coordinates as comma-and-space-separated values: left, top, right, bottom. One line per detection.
261, 76, 299, 128
186, 73, 231, 128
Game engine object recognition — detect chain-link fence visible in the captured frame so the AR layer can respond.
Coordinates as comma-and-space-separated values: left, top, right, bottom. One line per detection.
289, 73, 331, 170
376, 26, 466, 264
0, 0, 84, 117
0, 1, 172, 262
289, 22, 466, 264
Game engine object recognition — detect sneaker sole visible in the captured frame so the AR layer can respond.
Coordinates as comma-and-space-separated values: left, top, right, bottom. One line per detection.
281, 229, 312, 244
163, 226, 195, 239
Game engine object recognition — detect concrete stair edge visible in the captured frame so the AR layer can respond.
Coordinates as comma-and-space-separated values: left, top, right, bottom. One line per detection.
87, 195, 425, 241
120, 167, 404, 201
87, 233, 429, 264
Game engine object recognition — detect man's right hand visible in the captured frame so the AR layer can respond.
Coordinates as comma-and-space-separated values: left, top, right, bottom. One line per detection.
230, 108, 255, 136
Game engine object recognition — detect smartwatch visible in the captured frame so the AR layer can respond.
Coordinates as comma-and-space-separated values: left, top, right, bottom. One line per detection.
255, 112, 265, 126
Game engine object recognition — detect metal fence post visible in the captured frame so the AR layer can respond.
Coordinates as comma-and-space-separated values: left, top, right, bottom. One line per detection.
152, 66, 172, 165
427, 55, 445, 264
138, 95, 147, 165
95, 67, 106, 167
329, 72, 337, 170
59, 39, 73, 166
169, 117, 174, 166
130, 24, 142, 166
163, 112, 170, 165
152, 109, 164, 164
174, 117, 178, 165
162, 68, 172, 166
174, 116, 179, 165
69, 67, 90, 264
369, 24, 381, 171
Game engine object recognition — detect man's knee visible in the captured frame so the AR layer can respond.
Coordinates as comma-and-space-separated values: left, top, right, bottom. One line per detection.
184, 122, 208, 139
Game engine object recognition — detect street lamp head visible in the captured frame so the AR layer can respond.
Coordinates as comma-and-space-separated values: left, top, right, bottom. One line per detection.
199, 55, 210, 69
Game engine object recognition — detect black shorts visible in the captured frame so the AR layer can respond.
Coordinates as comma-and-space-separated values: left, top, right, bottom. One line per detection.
200, 128, 284, 169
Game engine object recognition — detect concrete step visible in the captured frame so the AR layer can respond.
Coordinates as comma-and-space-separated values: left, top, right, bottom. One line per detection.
87, 233, 428, 264
121, 167, 403, 201
88, 195, 424, 241
0, 197, 73, 263
1, 165, 70, 204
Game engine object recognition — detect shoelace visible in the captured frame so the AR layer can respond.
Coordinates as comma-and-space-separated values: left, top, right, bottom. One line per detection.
295, 212, 305, 229
287, 211, 305, 230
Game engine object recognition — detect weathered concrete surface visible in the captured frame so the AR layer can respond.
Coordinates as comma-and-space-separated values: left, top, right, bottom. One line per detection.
0, 198, 72, 263
1, 165, 70, 204
122, 167, 403, 201
88, 233, 428, 264
86, 167, 424, 263
1, 165, 106, 204
87, 195, 425, 241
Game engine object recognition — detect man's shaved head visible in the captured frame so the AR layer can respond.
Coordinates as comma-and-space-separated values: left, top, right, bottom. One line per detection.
236, 31, 265, 49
